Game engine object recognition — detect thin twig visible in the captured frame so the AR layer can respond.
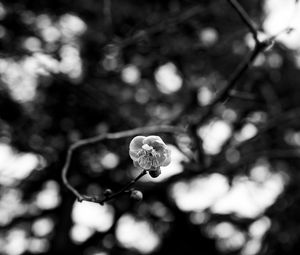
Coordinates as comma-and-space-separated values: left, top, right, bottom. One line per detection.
120, 5, 204, 48
227, 0, 259, 42
99, 170, 147, 205
73, 169, 148, 205
229, 90, 258, 101
61, 125, 186, 204
72, 170, 147, 205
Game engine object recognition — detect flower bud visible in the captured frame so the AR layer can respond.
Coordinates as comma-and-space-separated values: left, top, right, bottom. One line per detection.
104, 189, 112, 197
149, 168, 161, 178
130, 190, 143, 201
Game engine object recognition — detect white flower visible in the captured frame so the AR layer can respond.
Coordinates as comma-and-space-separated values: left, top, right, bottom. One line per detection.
129, 136, 171, 172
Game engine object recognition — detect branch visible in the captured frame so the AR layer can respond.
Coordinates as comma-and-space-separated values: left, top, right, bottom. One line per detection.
236, 107, 300, 150
213, 107, 300, 171
120, 5, 204, 48
61, 125, 186, 204
186, 1, 276, 166
227, 0, 259, 42
196, 0, 276, 126
99, 169, 147, 205
198, 45, 261, 126
229, 90, 258, 101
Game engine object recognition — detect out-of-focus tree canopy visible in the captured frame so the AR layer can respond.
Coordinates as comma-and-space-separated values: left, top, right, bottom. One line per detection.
1, 0, 300, 254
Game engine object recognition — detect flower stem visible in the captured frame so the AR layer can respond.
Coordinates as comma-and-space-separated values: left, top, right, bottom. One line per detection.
98, 169, 148, 205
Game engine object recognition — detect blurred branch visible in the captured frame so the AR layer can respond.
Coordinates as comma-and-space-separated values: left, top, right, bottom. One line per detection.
188, 122, 207, 167
229, 89, 258, 101
189, 45, 262, 167
120, 5, 204, 47
227, 0, 259, 42
259, 82, 282, 116
184, 0, 270, 168
237, 107, 300, 150
103, 0, 113, 32
197, 0, 276, 127
103, 0, 112, 23
212, 107, 300, 175
198, 36, 262, 126
61, 125, 186, 205
143, 147, 300, 200
0, 208, 57, 231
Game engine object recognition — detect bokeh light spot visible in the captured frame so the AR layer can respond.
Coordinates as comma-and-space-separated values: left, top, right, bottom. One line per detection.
121, 64, 141, 85
32, 218, 54, 237
155, 62, 182, 94
116, 214, 160, 254
72, 201, 114, 232
198, 120, 232, 154
171, 174, 229, 211
35, 181, 61, 210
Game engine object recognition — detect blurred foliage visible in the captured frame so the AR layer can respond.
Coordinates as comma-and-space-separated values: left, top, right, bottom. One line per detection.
1, 0, 300, 255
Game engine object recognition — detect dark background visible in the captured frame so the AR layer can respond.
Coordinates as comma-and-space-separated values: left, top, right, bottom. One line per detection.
0, 0, 300, 254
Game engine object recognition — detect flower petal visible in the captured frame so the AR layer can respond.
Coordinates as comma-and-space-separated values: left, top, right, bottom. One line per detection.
139, 156, 152, 169
154, 152, 167, 166
161, 148, 171, 166
152, 141, 167, 153
133, 160, 141, 168
129, 136, 146, 153
143, 136, 164, 147
129, 150, 139, 161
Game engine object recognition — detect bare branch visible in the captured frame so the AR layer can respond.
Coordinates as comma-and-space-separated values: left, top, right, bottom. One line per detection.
195, 0, 277, 127
99, 170, 147, 205
227, 0, 259, 42
198, 45, 261, 126
185, 1, 278, 167
120, 5, 204, 48
229, 90, 257, 101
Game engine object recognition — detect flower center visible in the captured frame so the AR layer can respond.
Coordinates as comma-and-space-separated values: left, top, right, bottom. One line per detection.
142, 144, 153, 151
137, 146, 160, 170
